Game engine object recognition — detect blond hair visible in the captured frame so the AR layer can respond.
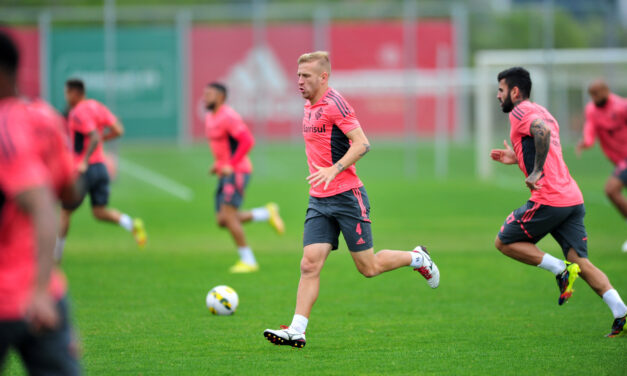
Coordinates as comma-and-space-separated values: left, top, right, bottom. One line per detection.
297, 51, 331, 75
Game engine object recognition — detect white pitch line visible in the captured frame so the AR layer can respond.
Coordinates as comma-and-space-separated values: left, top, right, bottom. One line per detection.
117, 157, 194, 202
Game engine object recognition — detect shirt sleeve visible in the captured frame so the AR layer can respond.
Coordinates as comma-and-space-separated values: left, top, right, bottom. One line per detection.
509, 111, 532, 137
0, 126, 49, 199
224, 112, 249, 138
70, 109, 97, 134
582, 106, 596, 147
99, 105, 118, 127
328, 103, 361, 134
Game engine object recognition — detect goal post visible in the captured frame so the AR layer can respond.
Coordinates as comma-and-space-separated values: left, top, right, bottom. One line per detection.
474, 48, 627, 179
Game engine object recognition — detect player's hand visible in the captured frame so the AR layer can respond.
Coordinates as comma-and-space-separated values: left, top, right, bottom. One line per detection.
525, 172, 543, 191
209, 166, 218, 175
575, 140, 585, 158
307, 163, 339, 190
25, 289, 59, 332
220, 165, 234, 177
77, 160, 88, 174
490, 140, 517, 165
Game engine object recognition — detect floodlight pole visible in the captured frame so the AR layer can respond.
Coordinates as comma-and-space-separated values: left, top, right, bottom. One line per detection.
104, 0, 116, 112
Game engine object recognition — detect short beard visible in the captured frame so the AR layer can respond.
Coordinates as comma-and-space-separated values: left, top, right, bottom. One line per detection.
594, 98, 608, 108
500, 92, 514, 113
206, 102, 216, 111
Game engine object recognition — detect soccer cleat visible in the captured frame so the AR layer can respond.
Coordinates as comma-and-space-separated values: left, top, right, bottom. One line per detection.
556, 261, 580, 305
412, 246, 439, 289
264, 325, 306, 348
132, 218, 147, 249
606, 315, 626, 337
266, 202, 285, 235
229, 260, 259, 274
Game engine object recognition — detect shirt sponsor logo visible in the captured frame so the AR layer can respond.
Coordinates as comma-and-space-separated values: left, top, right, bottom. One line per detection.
303, 123, 326, 133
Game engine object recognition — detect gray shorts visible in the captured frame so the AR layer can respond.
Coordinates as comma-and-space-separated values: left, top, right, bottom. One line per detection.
0, 297, 81, 375
303, 186, 373, 252
62, 163, 110, 210
613, 157, 627, 185
215, 173, 250, 212
498, 201, 588, 258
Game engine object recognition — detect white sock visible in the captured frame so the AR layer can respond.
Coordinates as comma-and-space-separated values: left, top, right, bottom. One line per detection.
537, 253, 566, 275
289, 314, 308, 334
238, 246, 257, 265
251, 207, 270, 222
603, 289, 627, 318
54, 236, 66, 262
409, 250, 424, 268
119, 214, 133, 232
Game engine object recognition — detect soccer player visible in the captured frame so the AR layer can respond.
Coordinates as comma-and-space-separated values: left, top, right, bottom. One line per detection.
575, 80, 627, 252
56, 79, 147, 260
490, 67, 627, 337
203, 82, 285, 273
0, 31, 80, 375
263, 51, 440, 348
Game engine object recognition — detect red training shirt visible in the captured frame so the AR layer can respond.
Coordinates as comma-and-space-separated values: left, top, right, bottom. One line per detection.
582, 93, 627, 165
205, 104, 254, 174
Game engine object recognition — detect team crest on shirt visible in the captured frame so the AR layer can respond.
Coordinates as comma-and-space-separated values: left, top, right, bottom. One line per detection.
315, 108, 323, 120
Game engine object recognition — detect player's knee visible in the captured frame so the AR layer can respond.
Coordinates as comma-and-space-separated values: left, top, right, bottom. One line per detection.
358, 266, 379, 278
494, 237, 506, 252
92, 207, 106, 220
300, 257, 322, 276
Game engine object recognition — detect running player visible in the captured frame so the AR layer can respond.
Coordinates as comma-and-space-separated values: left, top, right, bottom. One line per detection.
263, 51, 440, 348
203, 82, 285, 273
575, 80, 627, 252
490, 67, 627, 337
0, 31, 80, 374
57, 79, 147, 260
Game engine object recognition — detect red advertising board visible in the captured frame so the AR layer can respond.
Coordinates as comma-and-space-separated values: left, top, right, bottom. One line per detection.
1, 27, 40, 98
190, 21, 457, 140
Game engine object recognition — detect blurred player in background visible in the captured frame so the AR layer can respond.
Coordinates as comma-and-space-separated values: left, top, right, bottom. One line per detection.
0, 31, 80, 375
263, 51, 440, 348
56, 79, 147, 260
491, 67, 627, 337
575, 80, 627, 252
203, 82, 285, 274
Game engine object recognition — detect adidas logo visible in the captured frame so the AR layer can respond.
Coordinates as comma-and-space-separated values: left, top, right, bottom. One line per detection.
356, 238, 365, 245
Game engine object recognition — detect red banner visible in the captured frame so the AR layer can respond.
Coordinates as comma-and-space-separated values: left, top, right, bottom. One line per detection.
190, 21, 457, 139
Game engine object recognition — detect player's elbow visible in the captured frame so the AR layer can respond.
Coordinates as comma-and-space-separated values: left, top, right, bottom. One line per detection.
115, 123, 125, 137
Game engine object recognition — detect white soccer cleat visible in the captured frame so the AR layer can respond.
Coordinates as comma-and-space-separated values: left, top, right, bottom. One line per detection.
412, 246, 440, 289
263, 325, 306, 348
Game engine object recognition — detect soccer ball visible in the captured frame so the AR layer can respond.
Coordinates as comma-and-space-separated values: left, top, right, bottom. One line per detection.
206, 285, 239, 315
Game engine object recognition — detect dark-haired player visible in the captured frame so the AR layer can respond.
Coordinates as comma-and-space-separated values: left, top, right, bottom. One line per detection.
0, 30, 80, 375
263, 51, 439, 348
203, 82, 285, 273
57, 79, 147, 260
575, 80, 627, 252
491, 66, 627, 337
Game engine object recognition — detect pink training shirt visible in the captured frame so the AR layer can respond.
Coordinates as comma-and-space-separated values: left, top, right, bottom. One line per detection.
303, 87, 363, 198
205, 104, 253, 174
509, 100, 583, 207
0, 98, 70, 320
582, 93, 627, 165
68, 99, 117, 167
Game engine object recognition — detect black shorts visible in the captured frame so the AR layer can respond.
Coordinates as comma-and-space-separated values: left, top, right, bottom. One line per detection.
215, 173, 250, 212
498, 200, 588, 258
0, 297, 81, 375
303, 186, 373, 252
63, 162, 110, 210
613, 157, 627, 185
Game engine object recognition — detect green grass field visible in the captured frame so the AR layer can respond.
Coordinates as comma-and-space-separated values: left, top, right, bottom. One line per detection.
4, 141, 626, 375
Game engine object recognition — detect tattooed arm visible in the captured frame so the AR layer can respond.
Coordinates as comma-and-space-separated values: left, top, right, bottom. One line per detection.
525, 118, 551, 190
306, 127, 370, 190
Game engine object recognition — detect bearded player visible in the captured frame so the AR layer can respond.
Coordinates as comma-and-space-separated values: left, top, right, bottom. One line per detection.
203, 82, 285, 273
575, 80, 627, 252
263, 51, 440, 348
56, 79, 147, 261
491, 67, 626, 337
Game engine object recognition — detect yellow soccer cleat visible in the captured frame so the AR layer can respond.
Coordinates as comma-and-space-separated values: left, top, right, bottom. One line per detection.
229, 260, 259, 274
132, 218, 147, 249
266, 202, 285, 235
556, 261, 580, 305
